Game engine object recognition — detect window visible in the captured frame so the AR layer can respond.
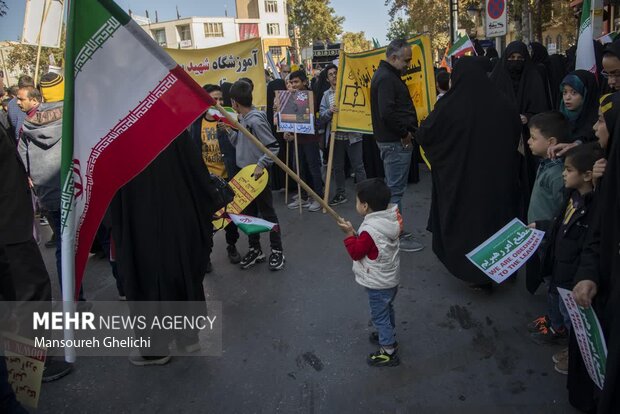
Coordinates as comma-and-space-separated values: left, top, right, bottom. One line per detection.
265, 0, 278, 13
269, 46, 282, 59
152, 29, 166, 46
267, 23, 280, 36
177, 25, 191, 41
556, 35, 563, 53
204, 22, 224, 37
545, 35, 552, 47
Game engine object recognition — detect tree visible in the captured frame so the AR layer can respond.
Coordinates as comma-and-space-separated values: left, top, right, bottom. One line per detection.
5, 30, 65, 76
288, 0, 344, 47
0, 1, 7, 17
341, 31, 372, 53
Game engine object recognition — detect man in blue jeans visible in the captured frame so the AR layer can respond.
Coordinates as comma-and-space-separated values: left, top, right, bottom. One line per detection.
370, 39, 423, 252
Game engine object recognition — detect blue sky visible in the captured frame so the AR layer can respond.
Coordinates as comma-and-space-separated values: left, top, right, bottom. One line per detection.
0, 0, 391, 43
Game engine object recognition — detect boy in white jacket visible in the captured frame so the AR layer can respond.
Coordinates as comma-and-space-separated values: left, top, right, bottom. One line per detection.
338, 178, 402, 367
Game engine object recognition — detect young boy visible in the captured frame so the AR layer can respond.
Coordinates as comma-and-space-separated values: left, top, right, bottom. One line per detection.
338, 178, 402, 367
190, 84, 241, 271
228, 80, 284, 270
530, 144, 603, 375
284, 70, 324, 212
527, 111, 571, 224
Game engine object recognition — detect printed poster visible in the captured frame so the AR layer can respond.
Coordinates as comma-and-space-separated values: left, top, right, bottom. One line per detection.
3, 333, 46, 408
558, 287, 607, 390
466, 218, 545, 284
275, 90, 315, 134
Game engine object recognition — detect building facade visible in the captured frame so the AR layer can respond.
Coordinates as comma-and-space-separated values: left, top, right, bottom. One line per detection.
135, 0, 290, 60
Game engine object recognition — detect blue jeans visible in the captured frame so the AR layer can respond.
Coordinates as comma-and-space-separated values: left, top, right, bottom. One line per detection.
548, 289, 571, 332
376, 141, 412, 214
367, 286, 398, 346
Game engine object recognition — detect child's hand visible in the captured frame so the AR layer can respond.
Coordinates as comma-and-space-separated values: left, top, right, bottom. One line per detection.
252, 165, 265, 180
337, 219, 356, 237
283, 132, 294, 141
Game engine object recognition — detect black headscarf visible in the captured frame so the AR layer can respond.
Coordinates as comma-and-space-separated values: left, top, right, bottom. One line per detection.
530, 42, 554, 107
559, 70, 599, 143
220, 82, 233, 107
485, 46, 499, 59
490, 41, 550, 116
416, 57, 522, 284
548, 54, 568, 108
566, 45, 577, 73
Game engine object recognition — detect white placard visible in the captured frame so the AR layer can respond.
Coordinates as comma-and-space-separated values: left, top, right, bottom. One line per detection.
22, 0, 65, 49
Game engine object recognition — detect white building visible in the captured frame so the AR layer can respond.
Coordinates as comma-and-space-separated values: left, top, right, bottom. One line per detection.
135, 0, 290, 60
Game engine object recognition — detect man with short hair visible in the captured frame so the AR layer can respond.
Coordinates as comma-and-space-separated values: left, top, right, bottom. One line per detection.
280, 64, 291, 78
8, 75, 35, 141
370, 39, 423, 252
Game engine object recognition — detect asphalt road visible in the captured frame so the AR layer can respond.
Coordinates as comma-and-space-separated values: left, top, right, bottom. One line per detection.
33, 168, 580, 414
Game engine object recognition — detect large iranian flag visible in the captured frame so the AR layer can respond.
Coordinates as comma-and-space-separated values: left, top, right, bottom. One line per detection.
61, 0, 215, 300
576, 0, 596, 73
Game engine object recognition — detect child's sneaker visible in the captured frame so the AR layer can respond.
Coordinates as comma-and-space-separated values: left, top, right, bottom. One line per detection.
268, 250, 285, 271
367, 346, 400, 367
287, 198, 310, 209
527, 315, 550, 333
307, 200, 322, 212
329, 194, 348, 206
240, 248, 265, 269
227, 244, 242, 264
530, 325, 568, 345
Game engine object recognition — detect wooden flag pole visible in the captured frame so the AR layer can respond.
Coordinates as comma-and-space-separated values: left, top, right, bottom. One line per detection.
293, 129, 302, 214
34, 0, 53, 85
215, 104, 343, 222
284, 140, 289, 203
322, 49, 343, 213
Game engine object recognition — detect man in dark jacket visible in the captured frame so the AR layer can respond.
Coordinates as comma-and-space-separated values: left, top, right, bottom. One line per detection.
370, 38, 422, 252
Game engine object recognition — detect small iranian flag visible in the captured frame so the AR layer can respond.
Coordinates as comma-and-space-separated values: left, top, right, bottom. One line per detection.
446, 35, 476, 68
228, 213, 280, 235
207, 106, 238, 125
61, 0, 215, 299
576, 0, 597, 73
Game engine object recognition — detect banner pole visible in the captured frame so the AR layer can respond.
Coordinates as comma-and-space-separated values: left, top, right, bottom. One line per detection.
284, 140, 289, 203
293, 127, 302, 214
33, 0, 52, 85
215, 104, 342, 222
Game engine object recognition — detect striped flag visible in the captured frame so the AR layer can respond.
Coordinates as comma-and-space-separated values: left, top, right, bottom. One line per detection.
576, 0, 597, 73
61, 0, 215, 299
227, 213, 279, 235
206, 106, 238, 126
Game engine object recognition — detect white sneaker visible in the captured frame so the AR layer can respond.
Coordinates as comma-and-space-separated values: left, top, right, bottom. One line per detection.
287, 198, 310, 209
307, 200, 322, 212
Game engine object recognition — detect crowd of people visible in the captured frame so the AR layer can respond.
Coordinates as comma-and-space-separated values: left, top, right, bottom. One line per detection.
1, 33, 619, 412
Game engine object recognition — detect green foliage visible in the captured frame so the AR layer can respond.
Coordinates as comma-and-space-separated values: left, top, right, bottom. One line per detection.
288, 0, 344, 47
341, 31, 372, 53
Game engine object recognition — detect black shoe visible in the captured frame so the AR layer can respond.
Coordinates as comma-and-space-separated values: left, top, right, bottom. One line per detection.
329, 194, 348, 206
268, 250, 285, 271
369, 332, 398, 348
42, 359, 73, 382
206, 261, 213, 274
45, 235, 56, 248
240, 248, 265, 269
227, 245, 241, 264
367, 347, 400, 367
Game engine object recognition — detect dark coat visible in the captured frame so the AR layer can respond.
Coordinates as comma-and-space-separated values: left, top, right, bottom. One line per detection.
538, 191, 596, 291
370, 60, 418, 143
0, 125, 34, 245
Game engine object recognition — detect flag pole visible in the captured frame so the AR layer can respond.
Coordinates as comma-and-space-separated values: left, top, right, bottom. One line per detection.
215, 104, 343, 222
60, 0, 76, 364
293, 127, 302, 214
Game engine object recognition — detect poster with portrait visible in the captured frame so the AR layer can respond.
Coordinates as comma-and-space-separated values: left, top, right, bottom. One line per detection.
274, 90, 315, 134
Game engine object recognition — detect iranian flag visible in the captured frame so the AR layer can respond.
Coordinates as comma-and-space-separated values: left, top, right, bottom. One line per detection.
228, 213, 280, 235
445, 35, 476, 68
207, 106, 238, 126
61, 0, 215, 300
576, 0, 596, 73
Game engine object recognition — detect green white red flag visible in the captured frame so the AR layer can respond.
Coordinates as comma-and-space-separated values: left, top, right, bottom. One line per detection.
576, 0, 597, 73
227, 213, 279, 235
444, 35, 476, 68
61, 0, 215, 300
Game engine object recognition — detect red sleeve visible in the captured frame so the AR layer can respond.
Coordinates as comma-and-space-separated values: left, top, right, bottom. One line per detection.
344, 231, 379, 261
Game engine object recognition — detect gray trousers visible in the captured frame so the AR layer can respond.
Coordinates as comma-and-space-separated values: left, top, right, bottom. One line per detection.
332, 139, 366, 197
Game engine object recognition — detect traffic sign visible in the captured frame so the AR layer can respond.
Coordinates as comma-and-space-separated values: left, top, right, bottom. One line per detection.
486, 0, 507, 38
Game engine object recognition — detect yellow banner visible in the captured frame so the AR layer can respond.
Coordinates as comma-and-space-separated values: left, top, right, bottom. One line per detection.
335, 36, 436, 133
166, 38, 267, 107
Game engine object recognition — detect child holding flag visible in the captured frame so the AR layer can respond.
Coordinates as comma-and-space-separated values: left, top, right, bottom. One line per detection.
338, 178, 402, 367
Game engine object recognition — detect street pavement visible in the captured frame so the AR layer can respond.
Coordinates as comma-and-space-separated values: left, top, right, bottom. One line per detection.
33, 167, 580, 413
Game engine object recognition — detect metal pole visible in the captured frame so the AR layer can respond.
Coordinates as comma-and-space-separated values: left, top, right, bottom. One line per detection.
450, 0, 459, 43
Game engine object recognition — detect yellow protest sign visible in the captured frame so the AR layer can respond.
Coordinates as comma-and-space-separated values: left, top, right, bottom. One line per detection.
335, 36, 436, 134
166, 38, 267, 107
